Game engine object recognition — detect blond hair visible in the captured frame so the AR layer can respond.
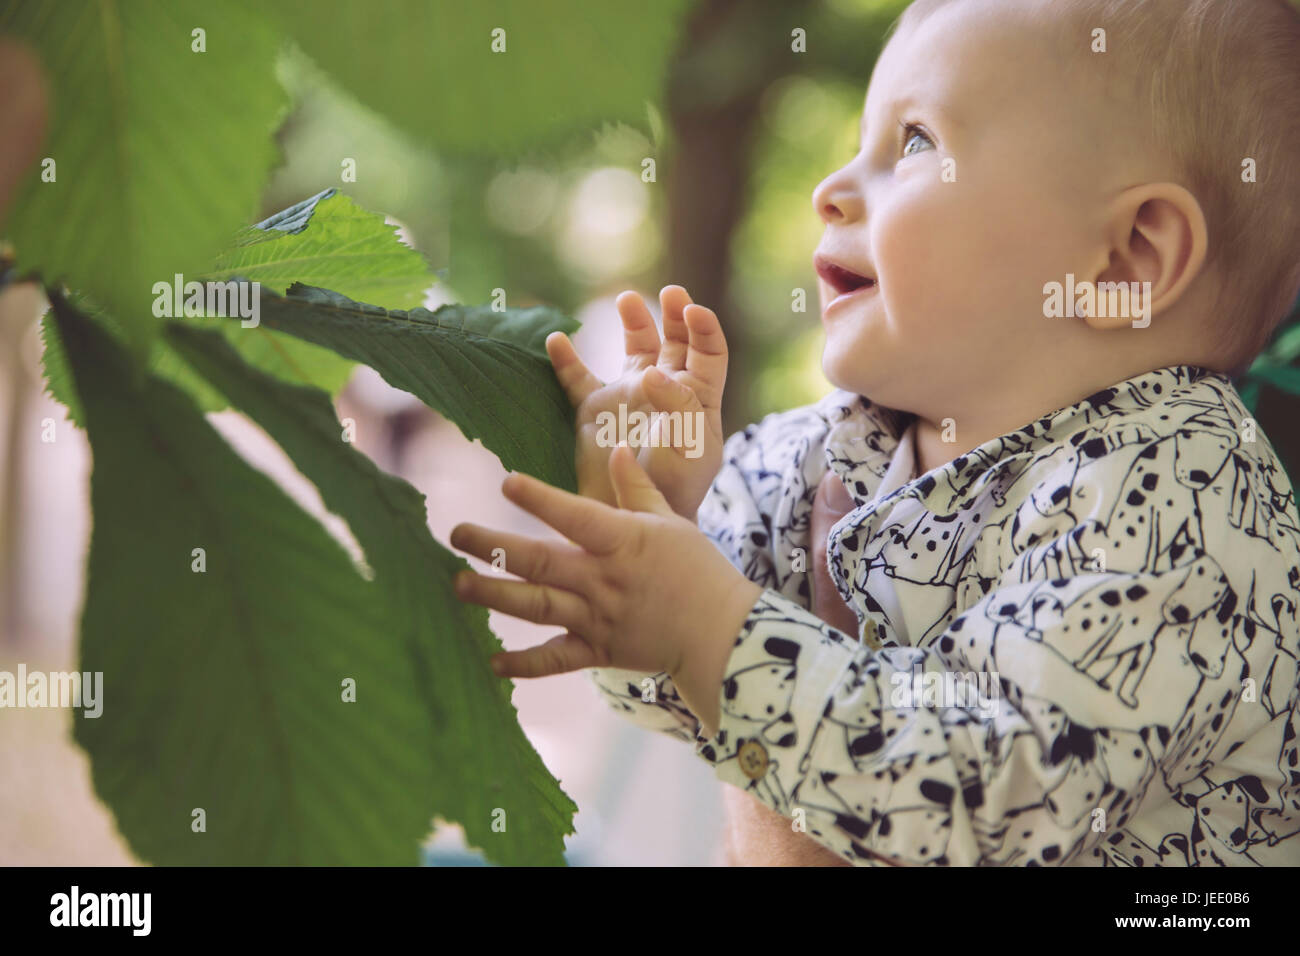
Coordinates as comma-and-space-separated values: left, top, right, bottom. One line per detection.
893, 0, 1300, 378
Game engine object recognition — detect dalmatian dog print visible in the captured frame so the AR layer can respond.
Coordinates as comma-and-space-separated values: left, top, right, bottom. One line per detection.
589, 365, 1300, 866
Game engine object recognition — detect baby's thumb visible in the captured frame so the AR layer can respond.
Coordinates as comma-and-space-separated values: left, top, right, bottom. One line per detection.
642, 366, 703, 416
609, 442, 673, 515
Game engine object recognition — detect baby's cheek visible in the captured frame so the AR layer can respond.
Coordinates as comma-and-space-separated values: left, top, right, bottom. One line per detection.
876, 178, 1058, 342
963, 175, 1078, 305
875, 210, 965, 339
880, 181, 974, 291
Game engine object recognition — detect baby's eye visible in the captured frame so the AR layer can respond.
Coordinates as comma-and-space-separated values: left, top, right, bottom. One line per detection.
900, 122, 934, 158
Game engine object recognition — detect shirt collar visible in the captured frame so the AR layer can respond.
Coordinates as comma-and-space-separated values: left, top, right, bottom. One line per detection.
821, 364, 1227, 514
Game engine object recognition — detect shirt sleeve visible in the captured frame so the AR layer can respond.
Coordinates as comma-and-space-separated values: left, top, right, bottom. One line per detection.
691, 535, 1253, 866
586, 420, 779, 742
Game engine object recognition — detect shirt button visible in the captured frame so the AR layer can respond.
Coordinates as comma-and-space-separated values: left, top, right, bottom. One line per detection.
862, 618, 883, 650
737, 739, 769, 779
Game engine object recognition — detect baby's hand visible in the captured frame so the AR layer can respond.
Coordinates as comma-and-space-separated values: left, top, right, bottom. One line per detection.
546, 285, 727, 522
450, 444, 762, 737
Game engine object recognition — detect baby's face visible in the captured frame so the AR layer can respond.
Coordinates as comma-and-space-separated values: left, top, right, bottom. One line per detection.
812, 0, 1117, 415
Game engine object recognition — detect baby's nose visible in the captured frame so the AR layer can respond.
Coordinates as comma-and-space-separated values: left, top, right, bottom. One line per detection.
812, 173, 865, 225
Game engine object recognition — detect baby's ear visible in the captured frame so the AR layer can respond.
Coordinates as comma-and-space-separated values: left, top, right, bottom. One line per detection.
1085, 183, 1209, 331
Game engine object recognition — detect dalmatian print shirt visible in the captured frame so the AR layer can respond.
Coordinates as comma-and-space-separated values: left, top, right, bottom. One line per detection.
589, 364, 1300, 865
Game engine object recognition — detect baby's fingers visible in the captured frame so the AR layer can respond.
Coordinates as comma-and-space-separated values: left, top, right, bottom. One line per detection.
657, 285, 693, 372
683, 304, 727, 411
641, 367, 708, 455
546, 331, 603, 410
449, 521, 591, 594
616, 290, 662, 372
490, 633, 606, 679
454, 569, 590, 633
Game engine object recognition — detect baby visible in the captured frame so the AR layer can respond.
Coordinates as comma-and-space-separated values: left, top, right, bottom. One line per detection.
451, 0, 1300, 866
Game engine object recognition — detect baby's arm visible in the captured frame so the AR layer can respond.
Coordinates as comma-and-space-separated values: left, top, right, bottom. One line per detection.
691, 557, 1209, 864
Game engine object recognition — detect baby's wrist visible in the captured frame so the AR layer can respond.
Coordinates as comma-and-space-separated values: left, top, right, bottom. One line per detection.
671, 577, 763, 738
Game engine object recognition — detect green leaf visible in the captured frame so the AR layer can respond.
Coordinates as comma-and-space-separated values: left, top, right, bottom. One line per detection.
38, 291, 247, 429
41, 190, 435, 425
0, 0, 289, 358
154, 187, 437, 416
1246, 363, 1300, 397
165, 320, 577, 866
262, 0, 694, 159
37, 291, 95, 427
210, 188, 433, 309
253, 283, 580, 490
1264, 317, 1300, 365
53, 292, 425, 864
151, 318, 358, 419
53, 290, 574, 864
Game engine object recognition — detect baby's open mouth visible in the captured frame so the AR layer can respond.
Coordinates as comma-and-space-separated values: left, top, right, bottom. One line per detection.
815, 254, 876, 296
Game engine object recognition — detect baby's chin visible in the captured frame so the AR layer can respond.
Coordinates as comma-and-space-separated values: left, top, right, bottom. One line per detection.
819, 301, 902, 397
820, 346, 931, 411
820, 347, 887, 399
